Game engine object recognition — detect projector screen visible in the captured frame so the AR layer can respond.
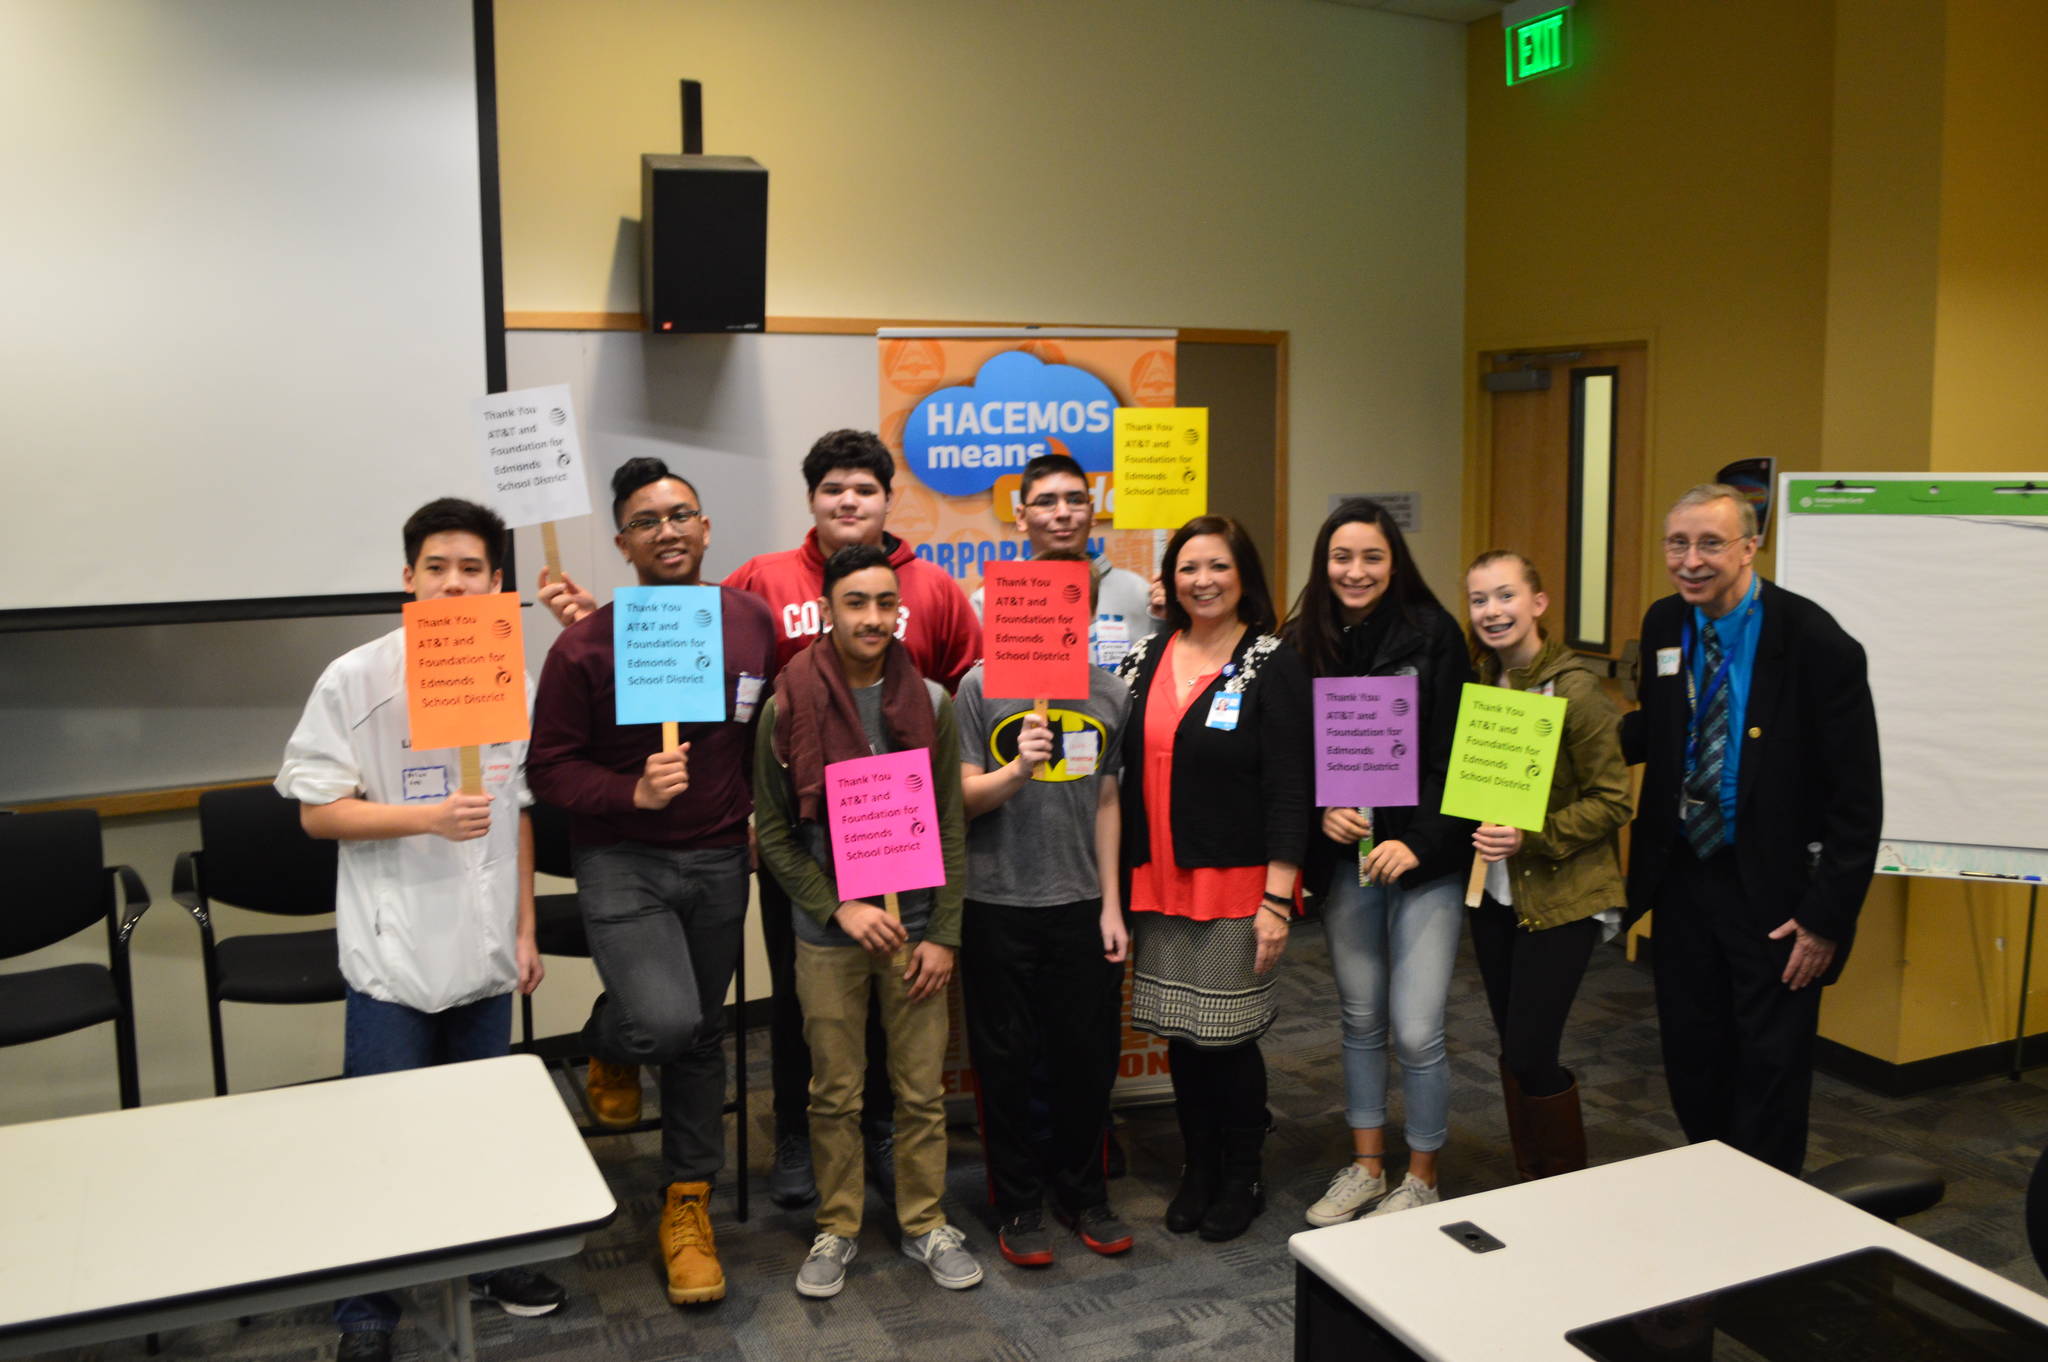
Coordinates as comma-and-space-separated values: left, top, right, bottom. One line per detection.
0, 0, 500, 628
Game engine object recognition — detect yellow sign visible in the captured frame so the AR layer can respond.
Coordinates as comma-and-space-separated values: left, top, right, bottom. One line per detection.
1112, 407, 1207, 529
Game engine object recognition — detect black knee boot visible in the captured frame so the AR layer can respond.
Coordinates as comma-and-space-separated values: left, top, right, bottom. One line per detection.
1198, 1121, 1267, 1242
1165, 1101, 1221, 1234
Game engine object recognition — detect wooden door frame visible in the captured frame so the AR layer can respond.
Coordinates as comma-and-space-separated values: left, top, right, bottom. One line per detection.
1461, 330, 1660, 642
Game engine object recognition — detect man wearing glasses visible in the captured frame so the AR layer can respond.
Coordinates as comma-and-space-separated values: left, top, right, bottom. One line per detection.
1623, 482, 1880, 1174
972, 452, 1161, 670
528, 457, 778, 1308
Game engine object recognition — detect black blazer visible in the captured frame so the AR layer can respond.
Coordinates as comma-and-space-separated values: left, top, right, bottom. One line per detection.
1622, 579, 1881, 980
1116, 631, 1312, 874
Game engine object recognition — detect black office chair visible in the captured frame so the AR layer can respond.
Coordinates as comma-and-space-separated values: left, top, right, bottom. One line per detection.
0, 809, 150, 1110
173, 786, 343, 1096
517, 799, 749, 1220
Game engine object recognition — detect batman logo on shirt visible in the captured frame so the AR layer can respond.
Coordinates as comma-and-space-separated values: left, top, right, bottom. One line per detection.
989, 707, 1110, 784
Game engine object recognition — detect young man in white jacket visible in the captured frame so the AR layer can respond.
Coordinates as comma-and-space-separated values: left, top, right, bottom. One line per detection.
276, 497, 562, 1362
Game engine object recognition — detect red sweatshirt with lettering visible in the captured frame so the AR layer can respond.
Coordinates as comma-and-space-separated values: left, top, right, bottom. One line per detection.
722, 529, 982, 690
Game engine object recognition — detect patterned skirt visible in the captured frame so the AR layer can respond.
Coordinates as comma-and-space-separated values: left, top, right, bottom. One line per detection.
1129, 911, 1277, 1048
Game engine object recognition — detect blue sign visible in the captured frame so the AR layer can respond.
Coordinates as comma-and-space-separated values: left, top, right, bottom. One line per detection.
614, 585, 725, 725
902, 350, 1118, 497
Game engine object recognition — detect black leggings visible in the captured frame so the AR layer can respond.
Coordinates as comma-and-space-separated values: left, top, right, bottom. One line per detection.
1167, 1036, 1268, 1124
1466, 898, 1598, 1098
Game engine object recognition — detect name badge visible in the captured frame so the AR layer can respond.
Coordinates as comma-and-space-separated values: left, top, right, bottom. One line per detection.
1092, 615, 1131, 670
402, 765, 450, 801
1656, 647, 1682, 677
1062, 729, 1100, 778
733, 673, 766, 724
483, 758, 514, 787
1206, 693, 1242, 731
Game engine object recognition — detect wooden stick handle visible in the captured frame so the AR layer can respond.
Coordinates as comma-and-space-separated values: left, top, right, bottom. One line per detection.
540, 521, 563, 579
1464, 850, 1489, 909
885, 891, 907, 968
662, 721, 680, 753
458, 746, 483, 796
1032, 698, 1049, 719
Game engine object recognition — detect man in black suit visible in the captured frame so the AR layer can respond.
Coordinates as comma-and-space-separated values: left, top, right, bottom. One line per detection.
1624, 483, 1880, 1174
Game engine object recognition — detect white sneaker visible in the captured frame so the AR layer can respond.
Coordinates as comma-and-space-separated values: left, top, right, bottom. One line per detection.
901, 1223, 984, 1290
1304, 1161, 1388, 1226
1365, 1172, 1440, 1218
795, 1232, 858, 1298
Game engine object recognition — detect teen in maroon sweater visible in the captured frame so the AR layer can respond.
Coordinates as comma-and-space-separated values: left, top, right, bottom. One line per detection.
527, 458, 776, 1310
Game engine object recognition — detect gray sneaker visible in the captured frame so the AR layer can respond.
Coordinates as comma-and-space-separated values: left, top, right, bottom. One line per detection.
1304, 1161, 1387, 1227
795, 1232, 858, 1298
901, 1223, 983, 1290
1364, 1172, 1440, 1218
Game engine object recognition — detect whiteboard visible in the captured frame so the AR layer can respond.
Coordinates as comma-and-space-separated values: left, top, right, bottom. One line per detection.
0, 0, 491, 621
1776, 472, 2048, 882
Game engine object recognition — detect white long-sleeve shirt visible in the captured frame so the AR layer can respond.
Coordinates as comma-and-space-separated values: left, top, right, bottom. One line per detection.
276, 628, 532, 1013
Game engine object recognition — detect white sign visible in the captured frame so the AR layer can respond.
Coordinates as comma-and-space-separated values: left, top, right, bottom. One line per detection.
472, 383, 591, 528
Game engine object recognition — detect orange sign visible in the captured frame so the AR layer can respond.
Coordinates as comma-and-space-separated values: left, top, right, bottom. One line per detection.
403, 593, 529, 750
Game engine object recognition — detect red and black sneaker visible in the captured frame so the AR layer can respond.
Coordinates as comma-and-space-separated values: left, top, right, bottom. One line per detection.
998, 1210, 1056, 1267
1055, 1202, 1134, 1255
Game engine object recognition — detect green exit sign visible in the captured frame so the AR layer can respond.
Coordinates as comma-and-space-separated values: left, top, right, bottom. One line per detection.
1505, 7, 1573, 86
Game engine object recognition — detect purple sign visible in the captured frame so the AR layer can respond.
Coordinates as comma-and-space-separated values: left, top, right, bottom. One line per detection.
1314, 675, 1419, 808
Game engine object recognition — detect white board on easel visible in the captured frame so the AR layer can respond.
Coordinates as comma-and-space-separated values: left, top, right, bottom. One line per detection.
1776, 471, 2048, 883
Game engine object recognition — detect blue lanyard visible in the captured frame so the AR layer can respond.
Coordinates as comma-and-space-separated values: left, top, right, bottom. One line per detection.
1680, 576, 1757, 771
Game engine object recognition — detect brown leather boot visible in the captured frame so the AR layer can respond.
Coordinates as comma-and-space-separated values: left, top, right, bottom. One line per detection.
585, 1057, 642, 1128
661, 1181, 726, 1304
1498, 1059, 1537, 1181
1521, 1075, 1587, 1179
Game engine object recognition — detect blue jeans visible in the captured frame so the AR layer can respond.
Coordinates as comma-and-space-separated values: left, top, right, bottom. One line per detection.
335, 986, 513, 1335
572, 841, 748, 1188
1320, 869, 1463, 1152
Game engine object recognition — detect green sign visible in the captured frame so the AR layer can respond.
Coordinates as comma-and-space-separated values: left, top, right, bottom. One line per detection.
1441, 683, 1567, 832
1506, 8, 1572, 86
1786, 477, 2048, 517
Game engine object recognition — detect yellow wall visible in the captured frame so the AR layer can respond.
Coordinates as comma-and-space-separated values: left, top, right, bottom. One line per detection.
1464, 1, 1836, 596
493, 0, 1472, 593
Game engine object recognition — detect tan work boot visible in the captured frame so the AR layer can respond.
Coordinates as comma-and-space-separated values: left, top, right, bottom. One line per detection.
661, 1181, 726, 1304
585, 1058, 642, 1128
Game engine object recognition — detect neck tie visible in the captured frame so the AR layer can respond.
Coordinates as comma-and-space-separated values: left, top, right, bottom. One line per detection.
1683, 621, 1729, 857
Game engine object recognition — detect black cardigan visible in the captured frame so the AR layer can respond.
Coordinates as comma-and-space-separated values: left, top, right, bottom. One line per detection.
1116, 630, 1311, 874
1300, 600, 1476, 898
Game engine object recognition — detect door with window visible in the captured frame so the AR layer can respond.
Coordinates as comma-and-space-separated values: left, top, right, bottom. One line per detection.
1481, 344, 1648, 670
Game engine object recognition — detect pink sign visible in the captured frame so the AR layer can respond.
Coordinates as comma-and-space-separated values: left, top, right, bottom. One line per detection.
824, 748, 947, 902
1314, 675, 1419, 808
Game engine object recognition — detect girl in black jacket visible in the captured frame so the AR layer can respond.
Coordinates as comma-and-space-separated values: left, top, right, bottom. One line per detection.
1285, 499, 1474, 1226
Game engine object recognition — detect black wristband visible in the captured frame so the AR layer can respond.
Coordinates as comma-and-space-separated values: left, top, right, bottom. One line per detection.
1262, 891, 1292, 910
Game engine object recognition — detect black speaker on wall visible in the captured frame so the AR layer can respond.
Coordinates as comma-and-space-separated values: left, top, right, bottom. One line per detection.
641, 153, 767, 333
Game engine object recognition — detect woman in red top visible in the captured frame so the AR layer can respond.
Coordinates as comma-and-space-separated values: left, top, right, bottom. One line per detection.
1115, 516, 1311, 1243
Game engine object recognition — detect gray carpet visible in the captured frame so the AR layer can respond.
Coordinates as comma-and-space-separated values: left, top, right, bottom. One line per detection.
31, 923, 2048, 1360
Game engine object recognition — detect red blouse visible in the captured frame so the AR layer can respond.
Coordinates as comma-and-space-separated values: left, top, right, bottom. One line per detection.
1128, 637, 1269, 922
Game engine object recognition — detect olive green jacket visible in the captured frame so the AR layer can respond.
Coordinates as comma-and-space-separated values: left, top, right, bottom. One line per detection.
1478, 634, 1631, 930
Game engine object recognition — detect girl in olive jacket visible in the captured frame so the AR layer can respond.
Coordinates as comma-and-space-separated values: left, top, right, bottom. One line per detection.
1466, 551, 1631, 1180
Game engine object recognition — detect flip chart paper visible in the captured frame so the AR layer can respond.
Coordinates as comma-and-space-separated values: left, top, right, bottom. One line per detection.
825, 748, 947, 902
1112, 407, 1207, 529
1314, 675, 1419, 808
403, 592, 529, 750
473, 383, 592, 528
614, 585, 725, 725
1440, 683, 1567, 832
982, 559, 1092, 700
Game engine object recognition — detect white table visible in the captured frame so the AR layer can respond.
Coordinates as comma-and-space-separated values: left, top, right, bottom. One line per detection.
1289, 1140, 2048, 1361
0, 1054, 616, 1359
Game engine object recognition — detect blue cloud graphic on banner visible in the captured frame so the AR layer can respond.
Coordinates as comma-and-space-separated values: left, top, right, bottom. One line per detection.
902, 351, 1117, 497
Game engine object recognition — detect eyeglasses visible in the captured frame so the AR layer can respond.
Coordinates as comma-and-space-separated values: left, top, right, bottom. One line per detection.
1025, 492, 1094, 511
623, 508, 703, 537
1662, 535, 1749, 559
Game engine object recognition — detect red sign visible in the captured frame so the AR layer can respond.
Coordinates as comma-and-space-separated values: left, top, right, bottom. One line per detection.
981, 560, 1091, 700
